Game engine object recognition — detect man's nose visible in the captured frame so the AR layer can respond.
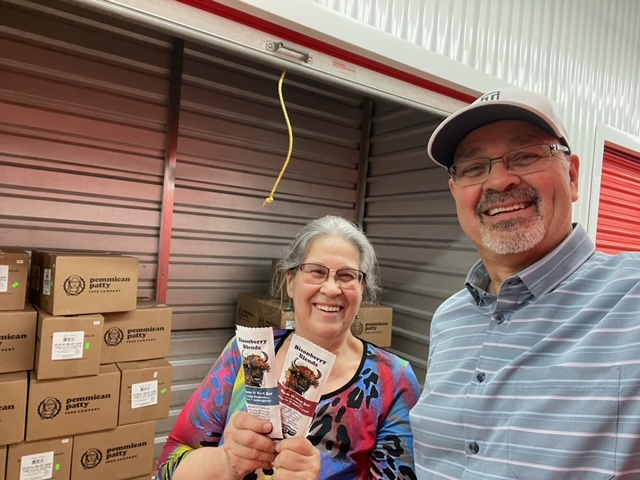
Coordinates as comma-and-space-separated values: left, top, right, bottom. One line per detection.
484, 158, 520, 189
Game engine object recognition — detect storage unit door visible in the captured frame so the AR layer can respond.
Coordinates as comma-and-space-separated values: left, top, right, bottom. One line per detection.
0, 0, 171, 297
596, 146, 640, 254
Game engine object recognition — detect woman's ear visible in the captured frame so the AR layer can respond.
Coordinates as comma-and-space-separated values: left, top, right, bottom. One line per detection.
286, 271, 294, 299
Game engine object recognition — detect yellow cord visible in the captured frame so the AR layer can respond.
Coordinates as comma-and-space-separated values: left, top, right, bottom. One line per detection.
263, 70, 293, 206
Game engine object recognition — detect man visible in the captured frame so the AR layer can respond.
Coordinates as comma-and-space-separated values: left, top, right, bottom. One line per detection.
410, 88, 640, 478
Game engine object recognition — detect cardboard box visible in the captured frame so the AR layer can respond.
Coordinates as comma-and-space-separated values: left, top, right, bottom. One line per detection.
236, 293, 294, 329
0, 306, 37, 374
0, 248, 29, 311
26, 364, 120, 441
351, 305, 393, 348
6, 437, 72, 480
70, 421, 155, 480
123, 475, 154, 480
100, 299, 172, 364
34, 308, 104, 380
0, 372, 27, 446
117, 358, 172, 426
38, 253, 139, 316
0, 445, 6, 480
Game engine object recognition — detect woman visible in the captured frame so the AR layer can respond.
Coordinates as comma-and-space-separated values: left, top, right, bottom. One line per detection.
157, 215, 420, 480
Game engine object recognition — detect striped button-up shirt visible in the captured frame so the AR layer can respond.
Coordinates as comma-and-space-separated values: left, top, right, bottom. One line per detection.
410, 224, 640, 479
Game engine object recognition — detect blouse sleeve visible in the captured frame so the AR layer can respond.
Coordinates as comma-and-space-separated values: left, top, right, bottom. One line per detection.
156, 336, 242, 479
369, 359, 420, 480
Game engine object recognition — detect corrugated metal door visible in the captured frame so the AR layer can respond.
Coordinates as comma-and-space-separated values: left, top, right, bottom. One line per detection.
595, 146, 640, 253
0, 0, 171, 296
0, 0, 173, 460
157, 41, 365, 448
364, 100, 478, 383
1, 0, 365, 462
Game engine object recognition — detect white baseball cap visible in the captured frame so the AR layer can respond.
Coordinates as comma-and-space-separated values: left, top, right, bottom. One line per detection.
427, 88, 572, 169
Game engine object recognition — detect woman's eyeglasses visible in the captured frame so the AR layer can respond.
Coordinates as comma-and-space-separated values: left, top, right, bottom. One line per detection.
296, 263, 365, 289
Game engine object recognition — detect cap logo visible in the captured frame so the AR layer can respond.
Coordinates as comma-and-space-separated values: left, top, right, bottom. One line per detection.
480, 91, 500, 102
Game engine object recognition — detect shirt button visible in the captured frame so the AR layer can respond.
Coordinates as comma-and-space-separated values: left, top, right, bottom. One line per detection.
469, 441, 480, 454
495, 313, 505, 324
476, 372, 486, 383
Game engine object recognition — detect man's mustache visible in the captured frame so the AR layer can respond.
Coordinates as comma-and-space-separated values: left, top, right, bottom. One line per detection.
475, 186, 540, 217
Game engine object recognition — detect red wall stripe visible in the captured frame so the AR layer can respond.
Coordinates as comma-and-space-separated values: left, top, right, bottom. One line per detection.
596, 147, 640, 254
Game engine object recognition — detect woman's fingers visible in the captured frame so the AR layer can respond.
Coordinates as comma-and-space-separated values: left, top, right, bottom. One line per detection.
272, 438, 321, 479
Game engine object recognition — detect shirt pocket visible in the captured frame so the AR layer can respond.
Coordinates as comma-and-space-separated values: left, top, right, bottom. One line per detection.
507, 365, 619, 480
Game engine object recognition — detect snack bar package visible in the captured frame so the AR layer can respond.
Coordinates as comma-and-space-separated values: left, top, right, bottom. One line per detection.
278, 334, 335, 438
236, 325, 283, 439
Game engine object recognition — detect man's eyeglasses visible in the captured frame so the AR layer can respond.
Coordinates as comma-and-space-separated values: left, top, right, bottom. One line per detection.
296, 263, 366, 289
448, 144, 570, 186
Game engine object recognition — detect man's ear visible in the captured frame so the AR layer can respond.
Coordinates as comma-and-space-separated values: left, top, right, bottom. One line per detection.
569, 154, 580, 202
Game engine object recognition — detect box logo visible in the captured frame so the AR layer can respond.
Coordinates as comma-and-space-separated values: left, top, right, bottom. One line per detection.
64, 275, 86, 296
105, 441, 147, 461
66, 393, 111, 411
38, 396, 62, 419
104, 327, 124, 347
0, 332, 27, 347
81, 448, 103, 469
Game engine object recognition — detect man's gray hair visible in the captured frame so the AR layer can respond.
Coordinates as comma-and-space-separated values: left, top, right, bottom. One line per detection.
271, 215, 381, 303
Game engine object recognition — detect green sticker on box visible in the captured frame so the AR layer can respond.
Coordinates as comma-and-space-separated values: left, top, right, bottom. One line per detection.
12, 282, 20, 288
161, 388, 167, 394
55, 464, 60, 471
85, 342, 91, 349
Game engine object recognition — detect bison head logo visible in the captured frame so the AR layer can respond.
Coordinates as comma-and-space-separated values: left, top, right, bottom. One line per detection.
284, 358, 322, 395
242, 350, 270, 387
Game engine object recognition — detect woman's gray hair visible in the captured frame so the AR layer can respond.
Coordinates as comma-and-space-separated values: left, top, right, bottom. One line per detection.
271, 215, 381, 303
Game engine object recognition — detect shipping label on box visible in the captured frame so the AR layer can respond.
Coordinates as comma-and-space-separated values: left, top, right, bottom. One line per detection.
26, 364, 120, 441
0, 248, 29, 312
35, 309, 104, 380
236, 293, 294, 329
100, 301, 172, 364
0, 305, 37, 374
351, 305, 393, 348
70, 421, 155, 480
6, 437, 72, 480
38, 253, 139, 316
0, 372, 28, 446
117, 358, 172, 426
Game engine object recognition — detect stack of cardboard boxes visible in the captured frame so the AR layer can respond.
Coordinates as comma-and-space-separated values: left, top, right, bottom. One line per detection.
236, 259, 394, 348
0, 248, 172, 480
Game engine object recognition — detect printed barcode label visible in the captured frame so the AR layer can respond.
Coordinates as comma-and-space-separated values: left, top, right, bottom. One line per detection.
20, 451, 54, 480
0, 265, 8, 293
51, 331, 85, 360
43, 268, 51, 296
131, 380, 158, 409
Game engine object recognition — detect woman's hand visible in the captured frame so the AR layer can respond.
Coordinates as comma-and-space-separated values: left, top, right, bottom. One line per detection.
272, 437, 321, 479
221, 412, 277, 479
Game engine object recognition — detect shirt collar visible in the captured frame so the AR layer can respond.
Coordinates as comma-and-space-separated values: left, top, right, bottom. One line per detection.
465, 223, 595, 302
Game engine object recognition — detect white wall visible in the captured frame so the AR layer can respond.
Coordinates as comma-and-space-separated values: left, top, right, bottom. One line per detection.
314, 0, 640, 232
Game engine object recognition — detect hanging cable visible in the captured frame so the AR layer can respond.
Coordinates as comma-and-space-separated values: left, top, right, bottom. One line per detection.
263, 70, 293, 206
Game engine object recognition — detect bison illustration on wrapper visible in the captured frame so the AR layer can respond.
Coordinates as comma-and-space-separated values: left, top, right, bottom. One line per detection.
242, 350, 271, 387
284, 358, 322, 395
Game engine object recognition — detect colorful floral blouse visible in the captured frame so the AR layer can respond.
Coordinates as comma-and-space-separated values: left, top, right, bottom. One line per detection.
157, 329, 419, 479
